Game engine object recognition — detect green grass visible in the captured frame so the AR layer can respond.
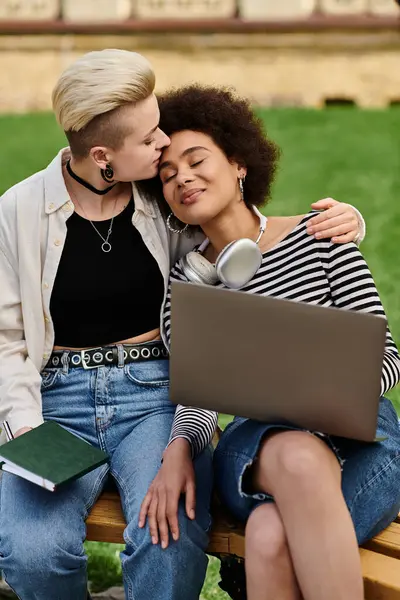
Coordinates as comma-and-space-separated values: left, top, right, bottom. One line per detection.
1, 107, 399, 596
85, 541, 225, 598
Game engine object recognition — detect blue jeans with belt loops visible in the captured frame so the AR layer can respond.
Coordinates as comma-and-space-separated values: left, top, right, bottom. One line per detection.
0, 357, 213, 600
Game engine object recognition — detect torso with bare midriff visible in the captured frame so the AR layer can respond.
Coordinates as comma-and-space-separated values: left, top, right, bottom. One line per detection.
51, 194, 164, 353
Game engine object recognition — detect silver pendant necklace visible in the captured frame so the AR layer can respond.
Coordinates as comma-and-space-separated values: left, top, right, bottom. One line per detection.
70, 190, 118, 253
88, 217, 115, 253
65, 162, 120, 253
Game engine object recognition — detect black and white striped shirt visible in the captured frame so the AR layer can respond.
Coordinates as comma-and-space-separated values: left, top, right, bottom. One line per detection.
165, 213, 400, 457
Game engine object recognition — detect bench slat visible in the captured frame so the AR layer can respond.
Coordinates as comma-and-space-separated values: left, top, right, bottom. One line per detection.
363, 523, 400, 560
86, 492, 125, 544
86, 493, 247, 553
86, 492, 400, 597
361, 549, 400, 600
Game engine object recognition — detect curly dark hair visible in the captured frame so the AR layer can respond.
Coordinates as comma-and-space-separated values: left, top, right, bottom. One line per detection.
157, 85, 280, 209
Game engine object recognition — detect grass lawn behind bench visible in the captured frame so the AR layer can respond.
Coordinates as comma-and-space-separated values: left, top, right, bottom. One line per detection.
0, 107, 398, 597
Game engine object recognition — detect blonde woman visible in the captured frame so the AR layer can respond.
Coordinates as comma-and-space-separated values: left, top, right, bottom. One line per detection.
0, 50, 364, 599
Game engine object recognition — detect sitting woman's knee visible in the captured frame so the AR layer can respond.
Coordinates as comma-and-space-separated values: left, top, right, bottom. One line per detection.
125, 506, 209, 556
1, 528, 85, 581
253, 431, 341, 495
245, 504, 287, 563
261, 431, 340, 479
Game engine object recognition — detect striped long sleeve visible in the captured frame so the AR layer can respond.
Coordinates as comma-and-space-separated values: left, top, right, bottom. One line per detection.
318, 240, 400, 395
164, 263, 218, 458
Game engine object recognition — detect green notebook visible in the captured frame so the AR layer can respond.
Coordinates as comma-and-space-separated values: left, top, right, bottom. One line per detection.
0, 421, 108, 492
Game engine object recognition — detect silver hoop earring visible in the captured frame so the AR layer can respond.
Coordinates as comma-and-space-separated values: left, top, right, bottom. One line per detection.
167, 213, 189, 235
239, 176, 245, 201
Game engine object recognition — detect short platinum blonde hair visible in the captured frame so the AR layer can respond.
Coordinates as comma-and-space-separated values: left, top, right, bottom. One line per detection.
52, 49, 156, 157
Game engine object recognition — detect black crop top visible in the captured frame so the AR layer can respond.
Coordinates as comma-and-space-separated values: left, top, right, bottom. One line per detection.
50, 198, 164, 348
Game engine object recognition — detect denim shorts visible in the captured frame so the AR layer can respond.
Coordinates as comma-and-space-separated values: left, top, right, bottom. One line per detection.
214, 397, 400, 545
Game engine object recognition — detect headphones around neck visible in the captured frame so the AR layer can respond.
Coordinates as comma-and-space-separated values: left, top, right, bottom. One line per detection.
180, 206, 267, 289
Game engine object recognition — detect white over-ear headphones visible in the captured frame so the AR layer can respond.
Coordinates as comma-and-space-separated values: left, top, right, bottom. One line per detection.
180, 206, 267, 289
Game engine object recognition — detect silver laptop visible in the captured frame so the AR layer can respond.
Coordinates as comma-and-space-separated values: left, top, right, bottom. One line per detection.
169, 281, 387, 441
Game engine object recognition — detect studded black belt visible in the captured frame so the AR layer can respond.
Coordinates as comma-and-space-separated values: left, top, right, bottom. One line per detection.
47, 341, 168, 370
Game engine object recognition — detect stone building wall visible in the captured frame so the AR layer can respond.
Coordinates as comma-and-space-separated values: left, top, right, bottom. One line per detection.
0, 23, 399, 112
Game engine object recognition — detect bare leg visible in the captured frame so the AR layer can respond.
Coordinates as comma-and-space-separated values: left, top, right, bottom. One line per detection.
246, 503, 301, 600
252, 431, 363, 600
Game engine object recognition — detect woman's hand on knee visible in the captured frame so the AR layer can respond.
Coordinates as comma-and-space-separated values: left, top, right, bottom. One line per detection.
138, 438, 196, 549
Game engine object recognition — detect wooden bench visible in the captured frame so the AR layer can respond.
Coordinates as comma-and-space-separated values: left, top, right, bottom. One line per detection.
86, 489, 400, 599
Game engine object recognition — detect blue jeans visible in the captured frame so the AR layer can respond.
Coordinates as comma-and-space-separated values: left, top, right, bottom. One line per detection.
0, 358, 213, 600
214, 397, 400, 545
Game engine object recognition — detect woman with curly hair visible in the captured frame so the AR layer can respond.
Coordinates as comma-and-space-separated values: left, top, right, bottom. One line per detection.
138, 85, 400, 600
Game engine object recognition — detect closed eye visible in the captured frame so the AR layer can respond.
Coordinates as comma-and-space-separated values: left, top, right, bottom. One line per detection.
163, 173, 176, 183
162, 159, 204, 183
